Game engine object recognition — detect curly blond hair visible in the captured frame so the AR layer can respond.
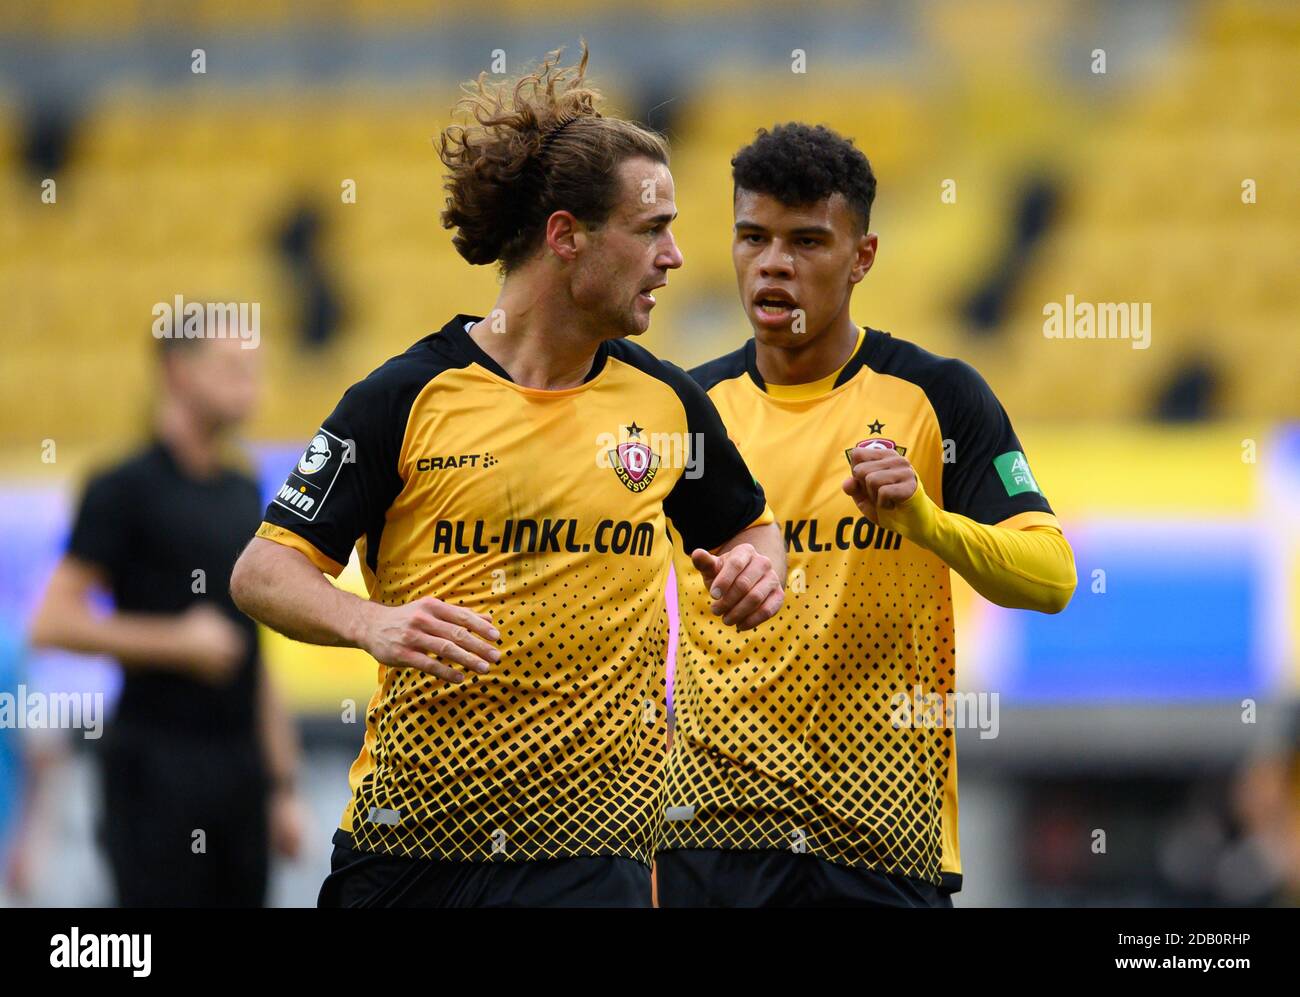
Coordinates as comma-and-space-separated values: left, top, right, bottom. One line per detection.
439, 42, 669, 270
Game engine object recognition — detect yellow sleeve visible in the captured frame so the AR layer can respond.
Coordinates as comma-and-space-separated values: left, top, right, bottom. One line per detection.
254, 521, 348, 577
878, 480, 1077, 614
745, 502, 777, 530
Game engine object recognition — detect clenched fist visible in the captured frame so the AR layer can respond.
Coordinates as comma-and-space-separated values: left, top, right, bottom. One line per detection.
842, 445, 918, 523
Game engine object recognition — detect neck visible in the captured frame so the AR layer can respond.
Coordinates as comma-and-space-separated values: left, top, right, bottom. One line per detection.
755, 310, 860, 386
156, 398, 224, 479
469, 271, 605, 390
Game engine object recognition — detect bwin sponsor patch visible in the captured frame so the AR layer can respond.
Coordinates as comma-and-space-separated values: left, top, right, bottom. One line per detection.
273, 427, 349, 522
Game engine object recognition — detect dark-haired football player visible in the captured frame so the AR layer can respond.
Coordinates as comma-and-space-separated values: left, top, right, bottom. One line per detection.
657, 122, 1077, 907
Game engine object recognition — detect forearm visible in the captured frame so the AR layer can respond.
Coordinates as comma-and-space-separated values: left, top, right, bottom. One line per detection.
258, 666, 301, 789
230, 537, 373, 649
715, 521, 787, 584
880, 484, 1076, 613
31, 604, 193, 669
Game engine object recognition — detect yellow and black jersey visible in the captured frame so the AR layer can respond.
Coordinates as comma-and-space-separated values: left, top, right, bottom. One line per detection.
257, 314, 772, 865
660, 327, 1061, 891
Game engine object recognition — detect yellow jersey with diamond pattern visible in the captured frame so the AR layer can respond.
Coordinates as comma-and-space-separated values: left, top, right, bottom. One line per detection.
660, 328, 1059, 890
257, 314, 771, 865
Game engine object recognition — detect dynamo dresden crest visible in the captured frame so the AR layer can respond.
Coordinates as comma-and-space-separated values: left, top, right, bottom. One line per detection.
610, 440, 660, 492
843, 436, 907, 468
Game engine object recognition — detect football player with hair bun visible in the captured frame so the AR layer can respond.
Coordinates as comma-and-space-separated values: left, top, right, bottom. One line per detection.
231, 44, 784, 908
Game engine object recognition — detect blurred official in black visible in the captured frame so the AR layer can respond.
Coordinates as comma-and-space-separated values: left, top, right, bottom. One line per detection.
29, 329, 304, 906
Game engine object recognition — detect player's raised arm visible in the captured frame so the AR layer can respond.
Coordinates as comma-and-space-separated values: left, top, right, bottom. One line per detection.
843, 358, 1076, 614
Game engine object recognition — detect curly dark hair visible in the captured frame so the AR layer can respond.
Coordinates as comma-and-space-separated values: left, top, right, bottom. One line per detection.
439, 43, 669, 271
731, 123, 876, 232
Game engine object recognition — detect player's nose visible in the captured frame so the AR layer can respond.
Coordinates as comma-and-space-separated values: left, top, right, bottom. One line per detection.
758, 240, 793, 277
659, 233, 684, 270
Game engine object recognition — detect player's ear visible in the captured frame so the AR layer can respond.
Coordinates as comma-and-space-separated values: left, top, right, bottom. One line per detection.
545, 210, 583, 262
849, 231, 878, 285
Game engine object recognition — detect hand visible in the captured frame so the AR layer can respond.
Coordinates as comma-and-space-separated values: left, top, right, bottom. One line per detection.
268, 785, 307, 860
689, 543, 783, 631
842, 446, 918, 523
175, 603, 246, 684
359, 597, 501, 684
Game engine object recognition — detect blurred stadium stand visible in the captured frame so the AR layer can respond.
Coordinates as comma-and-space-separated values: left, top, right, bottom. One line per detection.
0, 0, 1296, 449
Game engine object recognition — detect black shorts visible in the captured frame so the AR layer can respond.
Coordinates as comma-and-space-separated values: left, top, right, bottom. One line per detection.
655, 848, 955, 908
99, 728, 268, 908
319, 831, 653, 908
